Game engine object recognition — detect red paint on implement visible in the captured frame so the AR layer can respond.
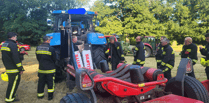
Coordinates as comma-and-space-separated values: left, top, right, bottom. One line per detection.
143, 94, 204, 103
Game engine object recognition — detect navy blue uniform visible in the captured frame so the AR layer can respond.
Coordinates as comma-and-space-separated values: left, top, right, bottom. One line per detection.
133, 41, 145, 66
181, 43, 198, 78
160, 44, 175, 80
1, 39, 24, 102
200, 43, 209, 80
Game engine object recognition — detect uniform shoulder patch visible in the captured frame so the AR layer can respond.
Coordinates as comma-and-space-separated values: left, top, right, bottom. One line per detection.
2, 43, 9, 47
37, 46, 49, 51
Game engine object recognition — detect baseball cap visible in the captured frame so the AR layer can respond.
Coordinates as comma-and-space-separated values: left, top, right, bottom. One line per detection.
7, 32, 17, 38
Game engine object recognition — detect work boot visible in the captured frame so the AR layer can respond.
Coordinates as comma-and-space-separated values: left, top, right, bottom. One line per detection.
5, 98, 20, 103
38, 96, 44, 99
48, 93, 53, 101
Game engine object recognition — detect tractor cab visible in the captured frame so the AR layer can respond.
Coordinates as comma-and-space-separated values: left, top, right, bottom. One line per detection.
142, 36, 160, 57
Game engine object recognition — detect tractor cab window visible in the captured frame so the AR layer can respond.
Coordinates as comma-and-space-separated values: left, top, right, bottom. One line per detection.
142, 37, 156, 49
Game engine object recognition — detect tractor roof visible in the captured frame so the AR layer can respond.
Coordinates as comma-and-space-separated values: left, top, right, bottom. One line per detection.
52, 8, 97, 21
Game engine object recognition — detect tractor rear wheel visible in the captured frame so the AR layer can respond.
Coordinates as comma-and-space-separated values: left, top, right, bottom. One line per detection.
92, 45, 107, 69
165, 76, 209, 103
60, 93, 91, 103
145, 46, 151, 58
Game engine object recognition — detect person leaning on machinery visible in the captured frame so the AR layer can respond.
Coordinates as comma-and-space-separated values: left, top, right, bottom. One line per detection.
200, 33, 209, 80
1, 32, 24, 103
105, 36, 125, 70
155, 36, 167, 69
159, 38, 175, 80
35, 36, 56, 100
180, 37, 198, 78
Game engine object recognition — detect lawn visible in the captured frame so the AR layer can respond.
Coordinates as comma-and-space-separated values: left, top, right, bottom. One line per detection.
0, 47, 207, 103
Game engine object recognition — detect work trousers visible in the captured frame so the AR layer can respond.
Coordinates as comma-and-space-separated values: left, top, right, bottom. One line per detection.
111, 59, 120, 71
206, 67, 209, 80
5, 73, 21, 102
160, 66, 172, 80
37, 73, 55, 97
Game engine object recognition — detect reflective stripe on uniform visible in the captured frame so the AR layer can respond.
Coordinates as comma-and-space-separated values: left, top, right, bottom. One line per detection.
37, 93, 44, 97
135, 47, 138, 51
5, 98, 15, 102
105, 49, 109, 53
16, 63, 22, 67
48, 76, 55, 93
1, 47, 11, 51
6, 69, 19, 73
156, 60, 162, 63
162, 68, 169, 72
9, 75, 18, 100
137, 59, 141, 63
186, 49, 191, 52
162, 51, 166, 55
117, 46, 120, 50
38, 69, 56, 74
140, 61, 145, 64
48, 89, 54, 93
166, 64, 173, 69
161, 62, 166, 66
121, 54, 124, 57
36, 50, 51, 55
133, 61, 136, 64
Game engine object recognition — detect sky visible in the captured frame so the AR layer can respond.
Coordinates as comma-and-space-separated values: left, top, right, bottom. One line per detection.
83, 0, 97, 10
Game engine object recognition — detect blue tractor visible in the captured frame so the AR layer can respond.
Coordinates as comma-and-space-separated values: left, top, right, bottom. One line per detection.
46, 8, 107, 82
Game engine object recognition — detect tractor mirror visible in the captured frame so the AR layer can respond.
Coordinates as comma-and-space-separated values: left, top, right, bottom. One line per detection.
75, 69, 94, 90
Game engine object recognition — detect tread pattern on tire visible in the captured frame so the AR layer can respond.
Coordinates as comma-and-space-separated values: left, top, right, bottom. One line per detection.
165, 76, 209, 103
92, 45, 107, 69
60, 93, 91, 103
145, 46, 151, 58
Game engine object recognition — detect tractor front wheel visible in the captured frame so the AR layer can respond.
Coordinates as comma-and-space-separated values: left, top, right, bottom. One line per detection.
165, 76, 209, 103
60, 93, 91, 103
92, 45, 107, 69
145, 46, 151, 58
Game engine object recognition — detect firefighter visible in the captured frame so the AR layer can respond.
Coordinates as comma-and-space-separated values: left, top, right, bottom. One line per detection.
159, 38, 175, 80
155, 36, 167, 69
105, 36, 125, 70
200, 33, 209, 80
180, 37, 197, 78
132, 36, 145, 66
1, 32, 24, 103
36, 36, 56, 100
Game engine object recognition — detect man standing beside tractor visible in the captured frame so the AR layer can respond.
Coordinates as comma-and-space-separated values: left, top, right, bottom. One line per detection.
1, 32, 24, 103
35, 36, 56, 100
155, 36, 167, 69
132, 36, 145, 66
180, 37, 198, 78
105, 36, 125, 70
200, 33, 209, 80
159, 38, 175, 80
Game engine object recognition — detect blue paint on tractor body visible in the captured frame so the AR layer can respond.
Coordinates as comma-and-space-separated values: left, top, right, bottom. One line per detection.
68, 8, 86, 15
87, 32, 106, 45
46, 33, 61, 46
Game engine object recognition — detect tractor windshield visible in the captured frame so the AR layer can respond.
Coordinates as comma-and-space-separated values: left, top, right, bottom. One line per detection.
52, 13, 95, 32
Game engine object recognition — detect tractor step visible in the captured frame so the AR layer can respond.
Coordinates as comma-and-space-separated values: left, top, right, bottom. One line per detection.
143, 94, 203, 103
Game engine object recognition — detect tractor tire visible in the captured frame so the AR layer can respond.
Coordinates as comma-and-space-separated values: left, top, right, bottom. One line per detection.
165, 76, 209, 103
92, 45, 107, 69
60, 93, 91, 103
145, 46, 151, 58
